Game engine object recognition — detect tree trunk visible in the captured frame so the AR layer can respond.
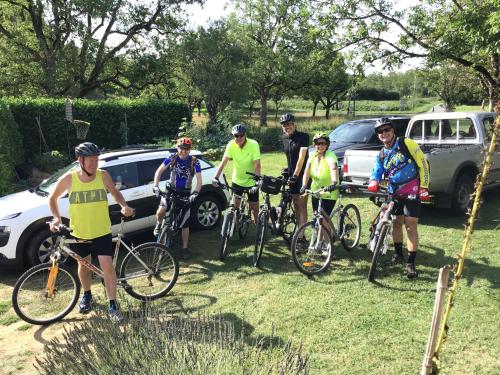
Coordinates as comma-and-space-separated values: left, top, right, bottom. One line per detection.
205, 98, 218, 124
325, 106, 330, 119
259, 87, 268, 127
312, 100, 319, 118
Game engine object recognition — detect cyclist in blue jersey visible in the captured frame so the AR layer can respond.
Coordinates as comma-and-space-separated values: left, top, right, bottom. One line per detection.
153, 137, 202, 259
367, 118, 430, 278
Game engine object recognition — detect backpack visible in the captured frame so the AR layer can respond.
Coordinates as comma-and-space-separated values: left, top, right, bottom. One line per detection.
167, 154, 197, 175
379, 136, 430, 173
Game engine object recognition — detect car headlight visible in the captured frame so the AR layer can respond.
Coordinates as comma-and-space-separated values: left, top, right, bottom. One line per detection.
0, 213, 21, 221
0, 226, 10, 233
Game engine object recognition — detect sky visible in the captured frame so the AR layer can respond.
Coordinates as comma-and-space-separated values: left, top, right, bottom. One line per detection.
183, 0, 422, 74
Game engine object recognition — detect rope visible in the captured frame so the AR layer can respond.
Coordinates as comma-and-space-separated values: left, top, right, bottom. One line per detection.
432, 104, 500, 371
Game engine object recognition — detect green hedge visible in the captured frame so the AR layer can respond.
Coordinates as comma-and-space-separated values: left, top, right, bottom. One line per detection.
1, 98, 190, 160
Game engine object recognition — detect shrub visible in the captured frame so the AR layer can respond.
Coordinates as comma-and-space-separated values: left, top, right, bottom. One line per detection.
32, 151, 70, 174
35, 306, 309, 375
1, 97, 190, 161
0, 154, 15, 196
0, 101, 24, 166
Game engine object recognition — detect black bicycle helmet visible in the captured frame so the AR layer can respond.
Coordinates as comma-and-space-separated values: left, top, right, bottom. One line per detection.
75, 142, 101, 158
312, 132, 330, 146
231, 123, 246, 135
280, 113, 295, 124
374, 117, 393, 130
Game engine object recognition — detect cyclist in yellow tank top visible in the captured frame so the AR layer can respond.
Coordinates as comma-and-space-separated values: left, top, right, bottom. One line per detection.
49, 142, 134, 322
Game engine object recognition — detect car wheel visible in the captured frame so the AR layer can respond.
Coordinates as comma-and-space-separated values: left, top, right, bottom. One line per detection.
26, 229, 69, 267
190, 194, 221, 230
451, 174, 474, 215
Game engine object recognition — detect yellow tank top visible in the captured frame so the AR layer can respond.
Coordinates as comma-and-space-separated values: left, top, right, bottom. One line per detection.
69, 169, 111, 239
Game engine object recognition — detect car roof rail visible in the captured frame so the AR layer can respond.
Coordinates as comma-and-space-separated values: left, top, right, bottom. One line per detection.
101, 147, 177, 162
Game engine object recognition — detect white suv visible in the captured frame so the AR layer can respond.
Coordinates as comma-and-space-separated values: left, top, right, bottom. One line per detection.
0, 148, 229, 268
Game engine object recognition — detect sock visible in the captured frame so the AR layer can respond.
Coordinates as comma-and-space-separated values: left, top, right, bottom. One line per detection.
109, 300, 117, 310
394, 242, 403, 256
408, 251, 417, 264
84, 290, 92, 297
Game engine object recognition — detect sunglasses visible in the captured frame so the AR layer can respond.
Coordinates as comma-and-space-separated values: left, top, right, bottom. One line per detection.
314, 142, 328, 146
234, 134, 245, 138
376, 127, 393, 134
178, 146, 191, 150
281, 122, 293, 127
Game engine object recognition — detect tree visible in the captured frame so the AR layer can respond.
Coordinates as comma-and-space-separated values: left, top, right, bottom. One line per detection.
178, 22, 250, 123
0, 0, 201, 98
228, 0, 314, 126
326, 0, 499, 109
420, 62, 483, 111
302, 52, 349, 119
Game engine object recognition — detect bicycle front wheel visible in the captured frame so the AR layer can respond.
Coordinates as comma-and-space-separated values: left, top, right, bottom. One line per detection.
291, 220, 333, 276
339, 204, 361, 251
120, 242, 179, 300
281, 201, 296, 244
220, 210, 234, 261
253, 211, 268, 267
368, 224, 388, 282
238, 201, 251, 240
12, 263, 80, 325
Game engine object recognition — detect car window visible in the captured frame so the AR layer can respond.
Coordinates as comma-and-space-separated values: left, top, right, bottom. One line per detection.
457, 118, 476, 139
409, 120, 423, 140
392, 119, 409, 137
424, 120, 439, 140
104, 163, 139, 190
198, 158, 211, 170
38, 161, 78, 194
329, 122, 374, 143
483, 117, 495, 141
139, 158, 170, 186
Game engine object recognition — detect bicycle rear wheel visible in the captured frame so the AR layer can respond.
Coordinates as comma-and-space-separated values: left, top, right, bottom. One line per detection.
339, 204, 361, 251
120, 242, 179, 300
281, 201, 296, 244
253, 210, 268, 267
238, 200, 251, 239
220, 210, 234, 261
368, 224, 388, 282
12, 263, 80, 325
291, 220, 333, 276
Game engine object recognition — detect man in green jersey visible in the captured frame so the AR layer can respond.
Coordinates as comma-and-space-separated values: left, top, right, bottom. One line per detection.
212, 124, 261, 222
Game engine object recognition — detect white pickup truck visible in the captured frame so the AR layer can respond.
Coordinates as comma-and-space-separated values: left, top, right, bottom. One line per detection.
342, 112, 499, 214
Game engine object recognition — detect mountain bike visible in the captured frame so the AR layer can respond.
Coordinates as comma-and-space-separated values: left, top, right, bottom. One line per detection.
250, 172, 296, 267
155, 186, 190, 249
291, 185, 361, 276
218, 180, 253, 261
12, 213, 179, 325
367, 192, 396, 282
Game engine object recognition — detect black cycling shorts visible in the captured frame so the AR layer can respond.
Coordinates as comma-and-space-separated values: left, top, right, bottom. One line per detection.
70, 233, 113, 258
312, 197, 336, 217
174, 194, 191, 229
289, 173, 305, 195
232, 183, 259, 203
393, 198, 421, 218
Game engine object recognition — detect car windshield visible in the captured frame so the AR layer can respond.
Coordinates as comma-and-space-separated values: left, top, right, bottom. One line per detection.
329, 121, 375, 143
37, 161, 79, 195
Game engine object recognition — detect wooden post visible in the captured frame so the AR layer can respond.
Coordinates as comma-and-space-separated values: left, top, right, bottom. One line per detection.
421, 266, 450, 375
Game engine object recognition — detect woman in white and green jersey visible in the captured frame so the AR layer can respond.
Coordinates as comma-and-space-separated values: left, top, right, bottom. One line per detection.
300, 133, 339, 216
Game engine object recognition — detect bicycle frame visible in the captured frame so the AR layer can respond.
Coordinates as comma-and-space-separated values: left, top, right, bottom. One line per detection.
368, 195, 395, 255
48, 222, 161, 288
156, 187, 190, 245
305, 189, 337, 249
220, 184, 249, 238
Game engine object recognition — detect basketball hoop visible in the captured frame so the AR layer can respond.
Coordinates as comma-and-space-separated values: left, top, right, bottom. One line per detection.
73, 120, 91, 140
65, 98, 73, 123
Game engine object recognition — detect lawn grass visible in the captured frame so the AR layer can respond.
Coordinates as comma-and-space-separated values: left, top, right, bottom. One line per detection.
162, 152, 499, 374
